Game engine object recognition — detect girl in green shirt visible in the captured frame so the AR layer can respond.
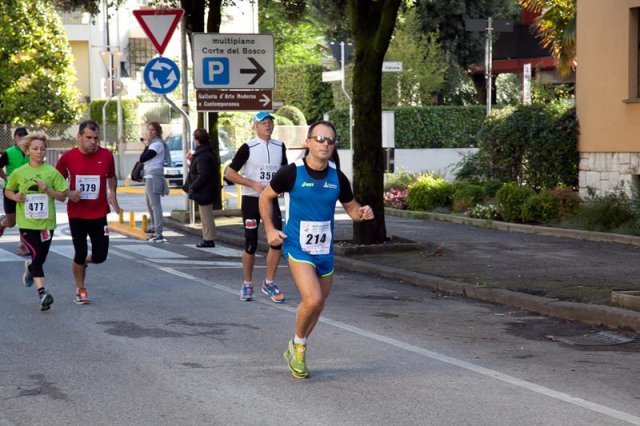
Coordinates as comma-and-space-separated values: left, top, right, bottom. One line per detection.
5, 132, 68, 311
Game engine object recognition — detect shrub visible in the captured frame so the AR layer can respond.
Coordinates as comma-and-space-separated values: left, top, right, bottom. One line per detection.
384, 169, 421, 191
572, 192, 637, 232
276, 105, 307, 125
407, 175, 454, 211
451, 182, 486, 213
550, 186, 581, 219
218, 112, 254, 147
473, 103, 579, 190
521, 189, 561, 224
89, 98, 139, 144
495, 183, 536, 223
483, 179, 505, 198
274, 115, 293, 126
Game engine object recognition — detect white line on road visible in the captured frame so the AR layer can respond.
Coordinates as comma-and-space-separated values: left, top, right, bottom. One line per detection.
150, 265, 640, 425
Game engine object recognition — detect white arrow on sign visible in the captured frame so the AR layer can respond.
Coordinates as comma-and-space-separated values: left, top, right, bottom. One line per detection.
260, 93, 271, 108
150, 60, 178, 89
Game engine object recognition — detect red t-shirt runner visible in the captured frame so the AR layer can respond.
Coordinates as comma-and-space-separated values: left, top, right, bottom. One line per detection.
56, 146, 116, 219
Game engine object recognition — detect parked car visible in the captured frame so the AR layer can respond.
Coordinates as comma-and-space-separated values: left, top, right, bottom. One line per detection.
163, 129, 235, 186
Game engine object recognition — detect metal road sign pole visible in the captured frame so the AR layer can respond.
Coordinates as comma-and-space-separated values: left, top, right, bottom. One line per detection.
485, 17, 493, 116
339, 42, 353, 156
180, 18, 192, 216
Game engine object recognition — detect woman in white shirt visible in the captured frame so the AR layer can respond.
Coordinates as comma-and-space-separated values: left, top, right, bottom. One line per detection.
140, 122, 169, 242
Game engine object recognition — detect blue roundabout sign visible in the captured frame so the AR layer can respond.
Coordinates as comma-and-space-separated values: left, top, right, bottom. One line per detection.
143, 57, 180, 95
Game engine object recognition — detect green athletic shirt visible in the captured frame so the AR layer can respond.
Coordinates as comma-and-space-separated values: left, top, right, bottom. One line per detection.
1, 145, 29, 188
6, 163, 68, 230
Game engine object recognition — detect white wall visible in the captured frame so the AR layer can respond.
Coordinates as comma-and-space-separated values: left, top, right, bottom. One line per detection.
335, 148, 477, 182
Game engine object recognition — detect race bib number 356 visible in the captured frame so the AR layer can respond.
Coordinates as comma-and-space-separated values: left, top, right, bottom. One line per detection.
25, 194, 49, 219
300, 220, 332, 255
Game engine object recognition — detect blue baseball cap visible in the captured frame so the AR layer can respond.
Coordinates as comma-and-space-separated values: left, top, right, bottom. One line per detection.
253, 112, 275, 123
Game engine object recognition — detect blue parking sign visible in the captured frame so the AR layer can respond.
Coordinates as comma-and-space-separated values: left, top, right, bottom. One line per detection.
203, 58, 229, 85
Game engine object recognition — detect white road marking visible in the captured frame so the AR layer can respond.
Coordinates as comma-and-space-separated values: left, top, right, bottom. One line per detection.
147, 258, 243, 267
48, 246, 76, 259
184, 244, 253, 258
0, 248, 22, 262
115, 244, 186, 259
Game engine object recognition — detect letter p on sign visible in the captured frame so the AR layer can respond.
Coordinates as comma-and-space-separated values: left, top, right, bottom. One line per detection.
203, 58, 229, 85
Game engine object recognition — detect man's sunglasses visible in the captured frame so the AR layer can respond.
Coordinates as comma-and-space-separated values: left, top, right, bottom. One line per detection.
309, 135, 336, 145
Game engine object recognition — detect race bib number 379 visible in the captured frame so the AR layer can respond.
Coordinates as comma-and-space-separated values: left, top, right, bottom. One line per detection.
76, 175, 100, 200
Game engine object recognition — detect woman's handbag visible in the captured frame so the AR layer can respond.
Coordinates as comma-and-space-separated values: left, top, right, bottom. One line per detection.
131, 161, 144, 182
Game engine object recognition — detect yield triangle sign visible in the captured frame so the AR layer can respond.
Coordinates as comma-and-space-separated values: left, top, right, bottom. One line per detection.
133, 9, 184, 56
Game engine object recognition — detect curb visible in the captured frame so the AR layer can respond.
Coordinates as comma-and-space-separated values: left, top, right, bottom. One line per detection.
386, 208, 640, 247
165, 217, 640, 333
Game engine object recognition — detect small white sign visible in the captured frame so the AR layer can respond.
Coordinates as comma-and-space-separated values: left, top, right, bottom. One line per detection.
382, 61, 403, 72
523, 63, 532, 105
322, 70, 343, 82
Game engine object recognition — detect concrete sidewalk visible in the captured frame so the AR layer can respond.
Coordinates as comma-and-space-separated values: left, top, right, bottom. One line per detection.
165, 208, 640, 333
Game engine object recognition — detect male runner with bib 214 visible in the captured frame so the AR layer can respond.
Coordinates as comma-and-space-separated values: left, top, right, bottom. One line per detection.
260, 120, 374, 379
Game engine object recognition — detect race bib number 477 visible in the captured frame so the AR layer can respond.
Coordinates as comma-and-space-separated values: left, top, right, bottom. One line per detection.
25, 194, 49, 219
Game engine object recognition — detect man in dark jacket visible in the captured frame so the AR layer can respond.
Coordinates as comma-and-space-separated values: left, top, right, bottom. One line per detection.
186, 128, 220, 247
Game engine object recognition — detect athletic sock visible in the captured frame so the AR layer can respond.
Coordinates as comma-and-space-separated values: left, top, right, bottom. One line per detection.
265, 279, 274, 286
294, 335, 307, 345
243, 281, 253, 287
37, 287, 45, 296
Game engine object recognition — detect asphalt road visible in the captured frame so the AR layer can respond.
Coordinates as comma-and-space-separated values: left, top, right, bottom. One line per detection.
1, 193, 639, 425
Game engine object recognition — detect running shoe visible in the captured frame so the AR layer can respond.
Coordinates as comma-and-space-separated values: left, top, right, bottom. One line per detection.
74, 288, 90, 305
144, 228, 155, 234
147, 235, 167, 243
283, 339, 310, 379
22, 260, 34, 287
0, 215, 5, 237
39, 292, 54, 311
16, 244, 30, 256
240, 283, 253, 301
196, 240, 215, 248
261, 281, 286, 303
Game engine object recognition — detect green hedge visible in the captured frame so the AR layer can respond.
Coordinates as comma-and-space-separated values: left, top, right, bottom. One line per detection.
474, 103, 578, 190
89, 98, 139, 144
327, 105, 486, 150
274, 64, 334, 123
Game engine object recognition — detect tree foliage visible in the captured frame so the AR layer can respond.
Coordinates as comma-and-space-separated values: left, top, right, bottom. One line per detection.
416, 0, 520, 68
520, 0, 576, 76
0, 0, 82, 125
54, 0, 127, 15
382, 6, 448, 107
260, 1, 327, 65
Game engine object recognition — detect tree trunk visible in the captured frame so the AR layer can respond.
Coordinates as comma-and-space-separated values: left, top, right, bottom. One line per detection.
349, 0, 401, 244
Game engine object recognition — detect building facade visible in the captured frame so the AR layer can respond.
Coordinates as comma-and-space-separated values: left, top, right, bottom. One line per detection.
577, 0, 640, 197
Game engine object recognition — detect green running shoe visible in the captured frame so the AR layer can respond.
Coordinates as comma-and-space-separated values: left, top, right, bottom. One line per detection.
283, 339, 310, 379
